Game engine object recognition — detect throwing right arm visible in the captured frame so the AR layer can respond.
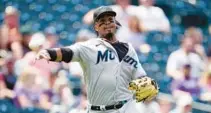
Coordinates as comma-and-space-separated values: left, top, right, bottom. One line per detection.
35, 47, 74, 63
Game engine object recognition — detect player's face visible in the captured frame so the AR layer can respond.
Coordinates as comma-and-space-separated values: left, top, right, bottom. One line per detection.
94, 14, 117, 37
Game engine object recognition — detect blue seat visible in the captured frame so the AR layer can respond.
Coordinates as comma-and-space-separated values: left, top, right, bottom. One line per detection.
0, 99, 19, 113
19, 108, 48, 113
192, 109, 210, 113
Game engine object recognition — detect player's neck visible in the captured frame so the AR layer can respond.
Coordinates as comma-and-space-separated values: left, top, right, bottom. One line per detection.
102, 34, 118, 43
103, 38, 118, 44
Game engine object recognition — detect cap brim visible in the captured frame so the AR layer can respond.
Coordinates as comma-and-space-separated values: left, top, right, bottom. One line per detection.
95, 11, 116, 21
115, 20, 121, 27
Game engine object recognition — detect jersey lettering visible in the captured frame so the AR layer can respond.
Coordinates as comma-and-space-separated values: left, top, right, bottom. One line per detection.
96, 50, 115, 64
123, 56, 138, 68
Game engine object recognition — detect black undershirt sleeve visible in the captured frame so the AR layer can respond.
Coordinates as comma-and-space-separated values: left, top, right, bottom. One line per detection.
60, 48, 74, 63
46, 49, 57, 61
47, 48, 74, 63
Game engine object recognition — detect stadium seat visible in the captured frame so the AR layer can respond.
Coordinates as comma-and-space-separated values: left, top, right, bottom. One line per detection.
19, 108, 48, 113
0, 99, 19, 113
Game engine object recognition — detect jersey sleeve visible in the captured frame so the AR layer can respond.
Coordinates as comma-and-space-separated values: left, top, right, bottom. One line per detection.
132, 53, 146, 79
65, 42, 83, 62
130, 45, 146, 79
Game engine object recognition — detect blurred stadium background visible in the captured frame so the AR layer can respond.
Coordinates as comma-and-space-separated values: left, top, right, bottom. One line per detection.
0, 0, 211, 113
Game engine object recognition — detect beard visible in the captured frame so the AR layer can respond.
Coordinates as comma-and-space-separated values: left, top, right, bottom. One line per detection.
104, 32, 114, 40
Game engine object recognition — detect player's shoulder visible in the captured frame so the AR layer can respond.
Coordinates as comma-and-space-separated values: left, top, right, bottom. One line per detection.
86, 38, 102, 45
75, 38, 102, 47
118, 41, 129, 47
123, 41, 135, 50
119, 41, 136, 54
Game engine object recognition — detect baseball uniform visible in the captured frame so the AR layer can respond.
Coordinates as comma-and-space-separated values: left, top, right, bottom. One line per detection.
67, 38, 146, 113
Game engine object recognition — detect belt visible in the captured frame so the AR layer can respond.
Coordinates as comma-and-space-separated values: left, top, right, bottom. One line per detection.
90, 100, 128, 111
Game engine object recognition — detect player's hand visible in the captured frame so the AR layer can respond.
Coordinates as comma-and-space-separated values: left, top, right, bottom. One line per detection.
34, 50, 51, 63
128, 76, 159, 102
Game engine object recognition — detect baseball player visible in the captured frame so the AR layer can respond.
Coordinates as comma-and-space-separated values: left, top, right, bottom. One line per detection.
35, 6, 159, 113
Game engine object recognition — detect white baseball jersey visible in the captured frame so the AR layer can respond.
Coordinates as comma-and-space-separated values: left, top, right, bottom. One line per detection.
67, 38, 146, 106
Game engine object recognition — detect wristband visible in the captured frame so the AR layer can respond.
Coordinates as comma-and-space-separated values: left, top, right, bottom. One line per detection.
46, 49, 57, 61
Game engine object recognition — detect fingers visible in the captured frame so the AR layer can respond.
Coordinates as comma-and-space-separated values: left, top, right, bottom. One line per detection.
41, 52, 51, 60
34, 50, 51, 64
128, 82, 137, 90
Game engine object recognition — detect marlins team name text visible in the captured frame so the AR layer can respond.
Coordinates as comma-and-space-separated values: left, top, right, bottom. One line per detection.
96, 50, 138, 68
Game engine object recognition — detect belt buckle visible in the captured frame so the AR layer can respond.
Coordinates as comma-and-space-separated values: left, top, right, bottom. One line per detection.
113, 102, 119, 109
100, 105, 106, 111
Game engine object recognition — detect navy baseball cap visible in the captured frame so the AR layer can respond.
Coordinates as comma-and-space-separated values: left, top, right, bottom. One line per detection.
93, 6, 116, 22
